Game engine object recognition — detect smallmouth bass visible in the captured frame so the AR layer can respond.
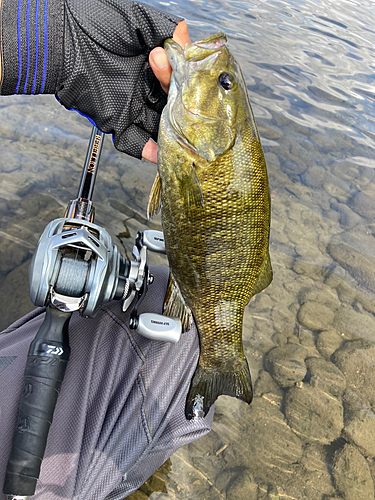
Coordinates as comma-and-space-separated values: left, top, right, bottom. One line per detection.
148, 33, 272, 419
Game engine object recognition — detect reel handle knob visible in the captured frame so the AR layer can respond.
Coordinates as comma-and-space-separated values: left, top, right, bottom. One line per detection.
142, 230, 166, 254
135, 313, 182, 343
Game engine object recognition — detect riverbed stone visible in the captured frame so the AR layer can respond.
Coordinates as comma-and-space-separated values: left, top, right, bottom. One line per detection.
305, 357, 346, 398
316, 329, 345, 359
330, 198, 363, 228
0, 235, 31, 273
225, 470, 258, 500
285, 383, 344, 444
333, 306, 375, 342
0, 259, 34, 331
264, 343, 307, 387
351, 191, 375, 220
296, 442, 336, 497
344, 406, 375, 457
301, 287, 341, 311
126, 491, 148, 500
237, 397, 303, 478
332, 444, 374, 500
332, 339, 375, 408
297, 327, 321, 358
297, 301, 335, 331
327, 232, 375, 295
254, 370, 284, 408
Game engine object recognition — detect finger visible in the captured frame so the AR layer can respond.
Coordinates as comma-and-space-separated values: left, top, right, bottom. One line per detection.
114, 124, 150, 159
149, 21, 191, 94
172, 20, 191, 47
149, 48, 171, 94
142, 139, 158, 164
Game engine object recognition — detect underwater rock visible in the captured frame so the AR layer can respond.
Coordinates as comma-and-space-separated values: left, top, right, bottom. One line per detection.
316, 329, 345, 359
332, 444, 374, 500
297, 327, 321, 358
305, 357, 346, 398
264, 343, 307, 387
296, 442, 336, 497
330, 198, 363, 229
225, 469, 258, 500
332, 339, 375, 409
333, 306, 375, 343
343, 406, 375, 458
327, 232, 375, 295
351, 191, 375, 220
0, 234, 31, 274
126, 491, 149, 500
297, 301, 335, 331
300, 164, 328, 189
285, 383, 344, 444
240, 397, 303, 477
301, 287, 341, 312
271, 332, 288, 347
254, 370, 283, 408
0, 259, 34, 331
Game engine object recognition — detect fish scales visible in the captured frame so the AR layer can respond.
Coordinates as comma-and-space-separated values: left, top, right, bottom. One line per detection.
148, 32, 272, 419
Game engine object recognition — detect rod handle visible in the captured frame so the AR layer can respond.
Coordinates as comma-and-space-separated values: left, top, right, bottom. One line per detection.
3, 308, 71, 497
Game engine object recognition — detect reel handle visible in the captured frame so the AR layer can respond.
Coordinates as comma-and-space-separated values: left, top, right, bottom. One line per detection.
136, 313, 181, 343
3, 308, 71, 498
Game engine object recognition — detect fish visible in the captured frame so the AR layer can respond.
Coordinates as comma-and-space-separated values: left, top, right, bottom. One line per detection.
147, 32, 272, 419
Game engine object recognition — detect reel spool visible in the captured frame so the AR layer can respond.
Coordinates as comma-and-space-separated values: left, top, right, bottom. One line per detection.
29, 217, 125, 317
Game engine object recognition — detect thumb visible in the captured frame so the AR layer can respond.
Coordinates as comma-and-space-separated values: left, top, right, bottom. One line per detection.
149, 48, 171, 94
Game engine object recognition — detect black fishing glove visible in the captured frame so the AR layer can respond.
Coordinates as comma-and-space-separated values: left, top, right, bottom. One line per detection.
0, 0, 181, 158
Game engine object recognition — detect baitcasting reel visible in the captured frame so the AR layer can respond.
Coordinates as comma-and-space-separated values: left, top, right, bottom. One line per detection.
29, 129, 181, 342
3, 127, 181, 500
29, 218, 181, 342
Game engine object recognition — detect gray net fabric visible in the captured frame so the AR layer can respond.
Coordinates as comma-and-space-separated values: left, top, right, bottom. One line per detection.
0, 266, 213, 499
0, 0, 181, 158
58, 0, 182, 158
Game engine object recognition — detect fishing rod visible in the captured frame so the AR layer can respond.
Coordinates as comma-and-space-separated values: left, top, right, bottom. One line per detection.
3, 126, 182, 500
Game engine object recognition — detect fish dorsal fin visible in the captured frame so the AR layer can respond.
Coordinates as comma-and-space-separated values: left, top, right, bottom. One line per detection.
164, 272, 192, 333
177, 163, 204, 215
147, 171, 162, 220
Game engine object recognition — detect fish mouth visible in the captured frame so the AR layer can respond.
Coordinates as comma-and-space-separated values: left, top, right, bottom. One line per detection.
184, 32, 227, 61
163, 32, 228, 85
164, 32, 235, 160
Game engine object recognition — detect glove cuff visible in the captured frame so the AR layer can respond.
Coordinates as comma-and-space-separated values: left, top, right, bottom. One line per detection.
0, 0, 64, 95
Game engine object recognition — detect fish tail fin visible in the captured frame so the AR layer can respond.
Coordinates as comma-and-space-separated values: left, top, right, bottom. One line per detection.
185, 359, 253, 420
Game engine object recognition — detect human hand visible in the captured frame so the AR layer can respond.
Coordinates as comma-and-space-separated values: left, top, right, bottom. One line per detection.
142, 20, 191, 164
0, 0, 189, 162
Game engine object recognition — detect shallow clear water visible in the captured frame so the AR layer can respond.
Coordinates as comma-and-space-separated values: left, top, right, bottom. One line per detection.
1, 0, 375, 498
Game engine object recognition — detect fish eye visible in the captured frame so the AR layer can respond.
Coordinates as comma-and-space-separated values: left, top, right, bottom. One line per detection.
218, 72, 236, 91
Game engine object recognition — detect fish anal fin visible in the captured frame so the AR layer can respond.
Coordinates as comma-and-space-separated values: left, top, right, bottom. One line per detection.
147, 171, 162, 220
177, 163, 204, 215
164, 273, 192, 333
252, 251, 273, 297
185, 358, 253, 420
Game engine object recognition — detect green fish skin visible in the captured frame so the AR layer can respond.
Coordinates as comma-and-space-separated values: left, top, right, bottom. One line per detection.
148, 33, 272, 420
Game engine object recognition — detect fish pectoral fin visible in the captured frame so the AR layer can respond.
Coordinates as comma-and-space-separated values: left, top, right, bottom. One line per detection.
147, 171, 162, 220
251, 251, 273, 297
185, 358, 253, 420
177, 163, 204, 214
163, 273, 193, 332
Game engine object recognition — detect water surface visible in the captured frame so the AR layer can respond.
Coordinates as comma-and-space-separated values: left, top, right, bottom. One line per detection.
1, 0, 375, 498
